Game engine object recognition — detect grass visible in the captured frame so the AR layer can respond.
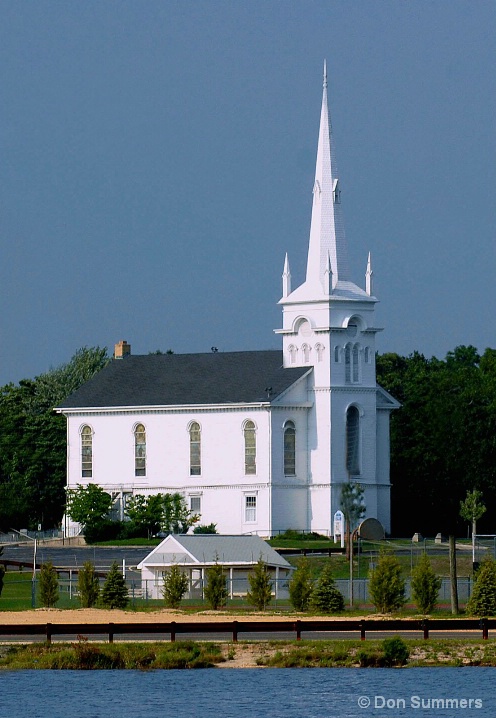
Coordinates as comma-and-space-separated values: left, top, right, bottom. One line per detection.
0, 639, 224, 670
2, 637, 496, 669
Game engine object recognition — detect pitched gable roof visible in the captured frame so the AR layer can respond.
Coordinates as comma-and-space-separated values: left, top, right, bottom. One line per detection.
137, 534, 291, 569
57, 350, 310, 409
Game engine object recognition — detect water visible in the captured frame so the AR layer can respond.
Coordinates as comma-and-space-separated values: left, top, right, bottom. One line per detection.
0, 667, 495, 718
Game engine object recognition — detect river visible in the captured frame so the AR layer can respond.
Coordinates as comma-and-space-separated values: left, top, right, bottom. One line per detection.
1, 667, 495, 718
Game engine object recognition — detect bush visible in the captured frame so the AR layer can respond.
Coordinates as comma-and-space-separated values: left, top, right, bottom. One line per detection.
78, 561, 100, 608
39, 562, 59, 608
311, 563, 345, 613
246, 558, 272, 611
100, 561, 129, 609
162, 564, 189, 608
276, 529, 327, 542
382, 636, 410, 666
411, 553, 441, 614
368, 551, 406, 613
204, 561, 228, 610
466, 556, 496, 617
84, 519, 124, 544
193, 523, 218, 534
288, 558, 313, 611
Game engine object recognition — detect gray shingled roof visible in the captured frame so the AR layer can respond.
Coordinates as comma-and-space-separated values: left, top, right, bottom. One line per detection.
57, 350, 309, 409
137, 534, 291, 568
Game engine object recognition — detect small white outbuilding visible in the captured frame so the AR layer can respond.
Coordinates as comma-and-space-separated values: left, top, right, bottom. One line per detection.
137, 534, 293, 600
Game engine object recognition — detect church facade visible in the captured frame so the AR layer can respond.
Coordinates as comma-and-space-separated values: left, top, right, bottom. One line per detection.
57, 67, 399, 537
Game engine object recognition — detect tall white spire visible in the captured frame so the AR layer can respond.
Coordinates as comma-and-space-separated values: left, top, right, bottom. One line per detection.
305, 61, 350, 291
365, 251, 373, 296
282, 253, 291, 298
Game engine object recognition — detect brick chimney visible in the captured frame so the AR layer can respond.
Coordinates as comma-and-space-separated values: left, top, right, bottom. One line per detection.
114, 340, 131, 359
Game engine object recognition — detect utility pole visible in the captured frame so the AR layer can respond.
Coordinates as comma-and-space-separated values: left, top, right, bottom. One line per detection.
449, 535, 459, 615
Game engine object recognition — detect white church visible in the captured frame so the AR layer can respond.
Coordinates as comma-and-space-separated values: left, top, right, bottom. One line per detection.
57, 66, 399, 537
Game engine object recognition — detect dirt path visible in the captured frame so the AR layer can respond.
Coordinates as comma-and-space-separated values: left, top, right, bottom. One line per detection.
0, 608, 369, 624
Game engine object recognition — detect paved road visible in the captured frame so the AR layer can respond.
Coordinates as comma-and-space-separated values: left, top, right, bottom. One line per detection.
1, 544, 150, 572
0, 628, 490, 643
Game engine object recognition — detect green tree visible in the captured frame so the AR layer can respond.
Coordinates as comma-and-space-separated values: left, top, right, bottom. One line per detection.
0, 346, 109, 530
100, 562, 128, 609
411, 553, 441, 614
162, 493, 199, 534
466, 556, 496, 617
310, 563, 345, 613
288, 558, 313, 612
162, 564, 189, 608
66, 484, 112, 534
38, 562, 59, 608
377, 346, 496, 536
78, 561, 100, 608
125, 493, 164, 536
125, 492, 199, 537
368, 551, 406, 613
0, 565, 5, 597
460, 489, 486, 564
246, 558, 272, 611
340, 481, 365, 559
204, 559, 228, 610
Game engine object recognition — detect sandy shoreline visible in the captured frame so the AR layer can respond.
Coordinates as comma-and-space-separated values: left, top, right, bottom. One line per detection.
0, 608, 369, 624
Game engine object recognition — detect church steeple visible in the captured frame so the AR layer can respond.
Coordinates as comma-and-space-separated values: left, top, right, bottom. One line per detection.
305, 61, 350, 293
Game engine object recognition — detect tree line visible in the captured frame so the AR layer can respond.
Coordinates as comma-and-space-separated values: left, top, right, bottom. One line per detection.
0, 343, 494, 536
377, 345, 496, 536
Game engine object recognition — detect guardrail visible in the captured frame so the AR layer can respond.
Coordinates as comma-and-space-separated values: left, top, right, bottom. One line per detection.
0, 618, 493, 644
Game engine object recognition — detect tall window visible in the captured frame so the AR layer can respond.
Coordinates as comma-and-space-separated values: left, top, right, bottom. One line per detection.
134, 424, 146, 476
315, 343, 324, 362
190, 495, 201, 513
345, 344, 351, 382
353, 345, 360, 383
245, 495, 257, 522
81, 425, 92, 478
345, 344, 361, 384
189, 422, 201, 475
244, 420, 256, 475
288, 345, 297, 364
284, 421, 296, 476
346, 406, 360, 476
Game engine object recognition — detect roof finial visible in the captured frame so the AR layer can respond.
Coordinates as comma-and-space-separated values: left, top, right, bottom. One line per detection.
323, 59, 328, 89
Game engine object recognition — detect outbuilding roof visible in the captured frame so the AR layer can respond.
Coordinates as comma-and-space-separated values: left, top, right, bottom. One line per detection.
137, 534, 292, 569
57, 350, 309, 409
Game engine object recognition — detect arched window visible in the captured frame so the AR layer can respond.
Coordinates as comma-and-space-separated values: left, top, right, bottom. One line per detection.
334, 345, 340, 363
315, 343, 324, 362
345, 344, 352, 382
364, 346, 371, 363
353, 345, 360, 383
288, 344, 297, 364
283, 421, 296, 476
346, 406, 360, 476
302, 343, 310, 362
244, 420, 256, 475
189, 422, 201, 476
81, 425, 92, 478
134, 424, 146, 477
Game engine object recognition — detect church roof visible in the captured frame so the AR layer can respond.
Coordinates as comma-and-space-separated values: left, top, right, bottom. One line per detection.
57, 350, 309, 410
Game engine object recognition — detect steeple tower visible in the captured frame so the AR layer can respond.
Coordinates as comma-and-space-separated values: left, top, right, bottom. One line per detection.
281, 63, 371, 303
306, 60, 350, 293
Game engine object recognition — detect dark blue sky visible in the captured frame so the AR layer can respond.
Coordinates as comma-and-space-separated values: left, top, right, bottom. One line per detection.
1, 1, 495, 385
